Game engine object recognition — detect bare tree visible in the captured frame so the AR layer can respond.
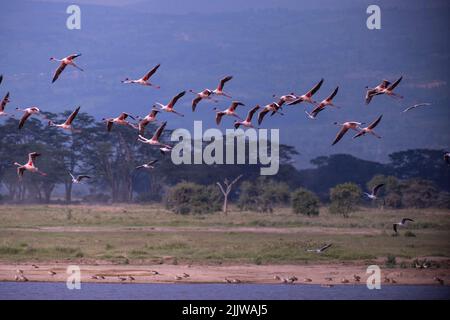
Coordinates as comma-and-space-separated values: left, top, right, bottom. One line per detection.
216, 175, 243, 214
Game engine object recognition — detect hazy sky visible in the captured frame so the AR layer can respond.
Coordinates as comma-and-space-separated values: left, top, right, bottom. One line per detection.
1, 0, 449, 168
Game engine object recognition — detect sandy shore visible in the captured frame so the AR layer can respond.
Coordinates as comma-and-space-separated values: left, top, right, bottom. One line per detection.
1, 262, 448, 285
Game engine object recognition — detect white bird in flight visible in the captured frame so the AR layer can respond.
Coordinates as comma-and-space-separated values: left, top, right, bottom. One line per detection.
402, 103, 432, 113
69, 172, 91, 184
306, 243, 332, 253
364, 183, 384, 200
393, 218, 414, 233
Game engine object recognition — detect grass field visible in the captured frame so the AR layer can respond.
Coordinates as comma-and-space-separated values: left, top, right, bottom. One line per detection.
0, 205, 449, 267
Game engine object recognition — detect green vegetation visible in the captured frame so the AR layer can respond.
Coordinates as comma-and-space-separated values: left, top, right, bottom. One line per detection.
165, 182, 221, 214
291, 188, 320, 216
237, 177, 290, 213
329, 183, 362, 217
0, 205, 448, 265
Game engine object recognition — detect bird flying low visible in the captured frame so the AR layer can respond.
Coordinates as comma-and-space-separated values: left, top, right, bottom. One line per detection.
364, 183, 384, 200
69, 172, 91, 184
306, 243, 333, 253
136, 160, 158, 170
14, 152, 47, 179
393, 218, 414, 233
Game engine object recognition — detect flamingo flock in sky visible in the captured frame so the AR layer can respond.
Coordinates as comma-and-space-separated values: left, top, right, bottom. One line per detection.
0, 52, 443, 188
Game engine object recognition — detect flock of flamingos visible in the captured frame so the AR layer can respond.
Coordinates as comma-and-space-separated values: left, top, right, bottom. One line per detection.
0, 53, 448, 285
1, 53, 446, 181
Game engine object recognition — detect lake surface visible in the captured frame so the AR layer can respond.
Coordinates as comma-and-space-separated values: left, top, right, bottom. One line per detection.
0, 282, 449, 300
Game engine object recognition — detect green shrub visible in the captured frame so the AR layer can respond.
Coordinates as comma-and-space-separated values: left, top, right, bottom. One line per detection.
385, 255, 397, 268
165, 182, 221, 214
329, 182, 361, 217
237, 177, 290, 213
291, 188, 320, 216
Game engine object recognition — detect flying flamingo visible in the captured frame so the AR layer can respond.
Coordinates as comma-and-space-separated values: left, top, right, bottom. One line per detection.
379, 76, 403, 99
353, 115, 383, 139
121, 64, 161, 88
102, 113, 136, 132
234, 105, 260, 129
0, 74, 2, 85
215, 101, 245, 125
137, 109, 159, 136
365, 79, 391, 104
136, 160, 158, 170
190, 89, 219, 112
14, 152, 47, 179
305, 87, 339, 119
138, 121, 170, 148
331, 121, 363, 145
257, 102, 283, 125
16, 106, 41, 129
273, 93, 297, 107
155, 91, 186, 117
50, 53, 83, 83
212, 76, 233, 98
48, 106, 81, 131
287, 79, 324, 106
0, 92, 10, 116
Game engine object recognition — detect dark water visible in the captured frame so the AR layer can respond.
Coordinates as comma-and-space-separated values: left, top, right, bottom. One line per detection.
0, 282, 449, 300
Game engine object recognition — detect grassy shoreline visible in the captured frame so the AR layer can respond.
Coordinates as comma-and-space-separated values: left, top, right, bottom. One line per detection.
0, 205, 449, 267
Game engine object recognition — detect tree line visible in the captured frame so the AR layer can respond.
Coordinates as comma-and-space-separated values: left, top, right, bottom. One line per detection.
0, 110, 448, 208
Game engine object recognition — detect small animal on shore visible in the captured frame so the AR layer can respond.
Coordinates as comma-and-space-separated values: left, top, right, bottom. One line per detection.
434, 277, 444, 285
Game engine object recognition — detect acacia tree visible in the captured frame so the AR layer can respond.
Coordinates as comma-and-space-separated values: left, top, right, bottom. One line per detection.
329, 182, 361, 217
216, 175, 242, 214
